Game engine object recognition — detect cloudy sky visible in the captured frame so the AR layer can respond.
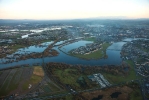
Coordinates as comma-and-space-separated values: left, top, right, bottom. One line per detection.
0, 0, 149, 19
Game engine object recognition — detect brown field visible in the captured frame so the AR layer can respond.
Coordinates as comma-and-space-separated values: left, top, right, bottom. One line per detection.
33, 66, 44, 77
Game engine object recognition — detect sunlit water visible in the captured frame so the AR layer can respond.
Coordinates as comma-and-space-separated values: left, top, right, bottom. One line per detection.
60, 40, 93, 53
0, 40, 126, 69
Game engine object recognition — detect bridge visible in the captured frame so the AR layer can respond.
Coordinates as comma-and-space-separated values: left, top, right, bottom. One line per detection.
107, 49, 121, 51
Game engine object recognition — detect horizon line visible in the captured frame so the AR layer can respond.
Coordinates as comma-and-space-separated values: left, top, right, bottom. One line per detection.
0, 17, 149, 21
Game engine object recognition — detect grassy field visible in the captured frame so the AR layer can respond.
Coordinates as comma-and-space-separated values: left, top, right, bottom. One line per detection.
11, 44, 25, 49
40, 83, 60, 95
47, 84, 143, 100
0, 71, 2, 75
101, 60, 136, 84
41, 39, 51, 43
130, 89, 143, 100
23, 66, 44, 90
10, 44, 25, 53
22, 74, 42, 90
53, 68, 99, 90
47, 82, 60, 91
84, 37, 95, 41
64, 95, 74, 100
54, 69, 80, 87
0, 69, 18, 96
71, 43, 110, 59
0, 32, 6, 34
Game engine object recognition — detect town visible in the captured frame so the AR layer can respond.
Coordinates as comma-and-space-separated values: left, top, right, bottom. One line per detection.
121, 39, 149, 98
0, 19, 149, 100
70, 43, 103, 55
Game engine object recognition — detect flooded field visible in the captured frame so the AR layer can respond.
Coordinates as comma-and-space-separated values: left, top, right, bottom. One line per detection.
0, 40, 127, 69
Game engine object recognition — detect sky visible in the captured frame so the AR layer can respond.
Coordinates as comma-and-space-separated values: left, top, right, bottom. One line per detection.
0, 0, 149, 20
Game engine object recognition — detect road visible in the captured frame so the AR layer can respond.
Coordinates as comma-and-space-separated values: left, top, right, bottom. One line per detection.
24, 78, 142, 100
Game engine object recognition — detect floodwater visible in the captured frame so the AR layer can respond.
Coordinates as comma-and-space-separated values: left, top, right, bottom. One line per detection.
0, 40, 126, 69
60, 40, 93, 53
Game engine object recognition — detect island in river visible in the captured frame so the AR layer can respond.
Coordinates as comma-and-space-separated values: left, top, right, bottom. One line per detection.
68, 42, 111, 59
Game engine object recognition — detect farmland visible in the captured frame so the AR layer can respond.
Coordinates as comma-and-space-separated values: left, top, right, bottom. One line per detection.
0, 66, 44, 98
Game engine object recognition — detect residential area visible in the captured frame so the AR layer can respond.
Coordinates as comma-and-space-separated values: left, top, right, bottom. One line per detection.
70, 43, 103, 55
0, 19, 149, 100
121, 39, 149, 99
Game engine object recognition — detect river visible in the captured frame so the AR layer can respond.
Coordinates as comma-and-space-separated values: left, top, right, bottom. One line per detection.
0, 40, 128, 69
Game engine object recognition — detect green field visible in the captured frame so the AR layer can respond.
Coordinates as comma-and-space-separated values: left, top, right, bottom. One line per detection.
22, 74, 42, 90
41, 39, 51, 43
23, 66, 44, 90
43, 86, 52, 92
10, 44, 25, 53
47, 82, 60, 91
71, 43, 110, 59
0, 32, 6, 34
84, 37, 95, 41
64, 95, 74, 100
0, 69, 18, 96
54, 69, 80, 87
40, 82, 61, 94
130, 89, 143, 100
0, 71, 2, 75
101, 60, 136, 84
53, 68, 99, 90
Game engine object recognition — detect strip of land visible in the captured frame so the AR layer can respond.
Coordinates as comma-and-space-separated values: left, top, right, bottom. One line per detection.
69, 42, 110, 59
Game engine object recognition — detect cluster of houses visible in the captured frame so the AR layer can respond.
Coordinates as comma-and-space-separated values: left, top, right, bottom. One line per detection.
0, 39, 21, 58
0, 46, 12, 57
121, 39, 149, 97
121, 39, 149, 77
88, 73, 111, 88
137, 66, 149, 77
71, 43, 103, 55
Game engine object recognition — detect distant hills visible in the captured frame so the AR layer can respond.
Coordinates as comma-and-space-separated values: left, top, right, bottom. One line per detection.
0, 17, 149, 23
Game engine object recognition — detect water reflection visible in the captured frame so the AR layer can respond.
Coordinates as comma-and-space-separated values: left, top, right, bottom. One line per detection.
0, 40, 125, 69
107, 42, 125, 51
60, 40, 93, 53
